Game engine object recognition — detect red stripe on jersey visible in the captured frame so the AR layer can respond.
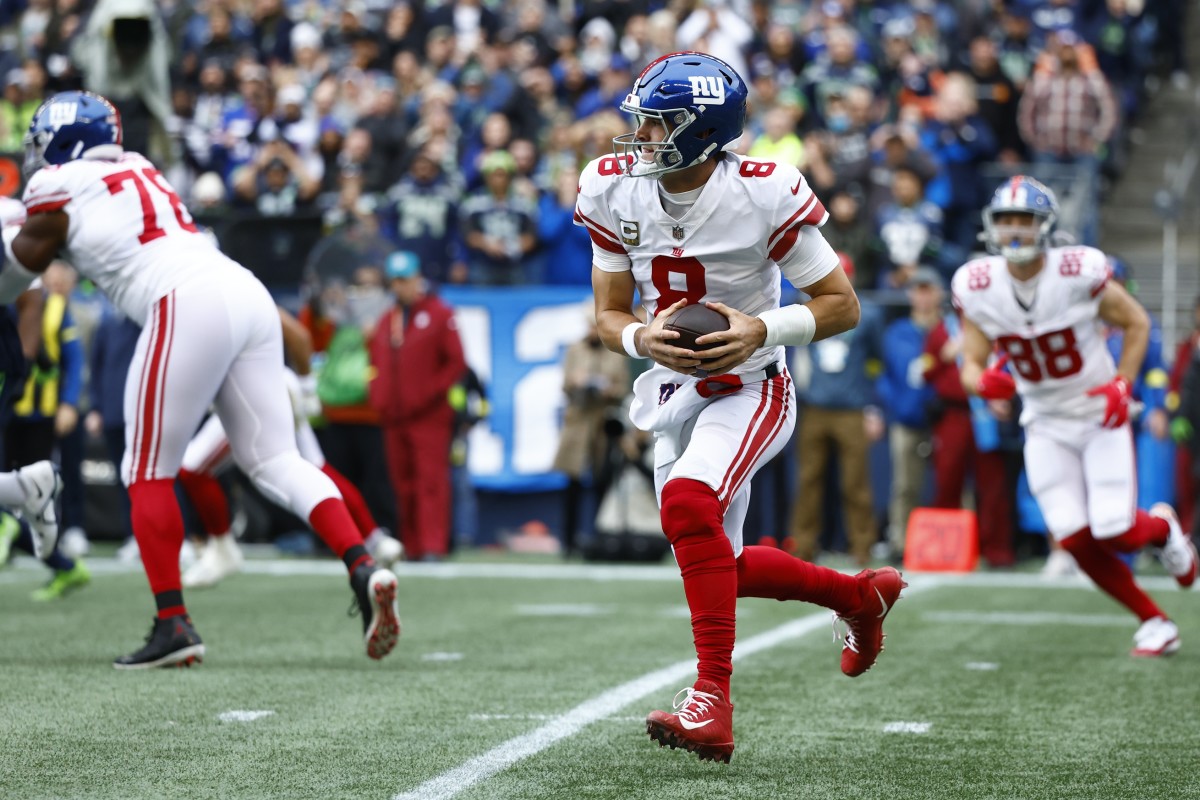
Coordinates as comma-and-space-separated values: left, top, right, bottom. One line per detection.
25, 198, 69, 215
574, 211, 626, 254
574, 209, 620, 242
1090, 265, 1112, 297
769, 195, 820, 245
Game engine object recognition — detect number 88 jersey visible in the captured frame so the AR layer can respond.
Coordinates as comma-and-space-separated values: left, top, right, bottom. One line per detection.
951, 246, 1115, 424
22, 153, 233, 325
575, 151, 837, 374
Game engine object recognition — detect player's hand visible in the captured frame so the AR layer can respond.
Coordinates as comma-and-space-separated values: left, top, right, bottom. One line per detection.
1086, 375, 1133, 428
644, 299, 702, 375
691, 301, 767, 377
976, 354, 1016, 401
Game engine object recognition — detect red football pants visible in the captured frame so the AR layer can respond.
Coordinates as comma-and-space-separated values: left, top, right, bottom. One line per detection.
382, 419, 453, 560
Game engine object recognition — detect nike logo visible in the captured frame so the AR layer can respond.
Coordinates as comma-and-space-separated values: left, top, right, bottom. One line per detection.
875, 587, 890, 619
790, 176, 803, 195
679, 717, 715, 730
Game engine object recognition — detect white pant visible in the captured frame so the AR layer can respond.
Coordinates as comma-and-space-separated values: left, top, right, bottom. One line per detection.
653, 371, 796, 555
122, 269, 337, 518
181, 375, 325, 476
1024, 417, 1136, 540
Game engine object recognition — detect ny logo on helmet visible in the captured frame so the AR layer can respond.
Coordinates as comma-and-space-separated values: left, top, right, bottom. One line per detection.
47, 102, 78, 129
688, 76, 725, 105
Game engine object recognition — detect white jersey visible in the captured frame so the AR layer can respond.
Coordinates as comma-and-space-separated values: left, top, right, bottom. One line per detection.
575, 152, 838, 373
951, 246, 1115, 423
22, 153, 245, 325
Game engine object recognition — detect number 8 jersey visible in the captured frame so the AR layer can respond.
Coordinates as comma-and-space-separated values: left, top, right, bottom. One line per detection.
574, 152, 838, 374
23, 153, 239, 325
951, 246, 1115, 423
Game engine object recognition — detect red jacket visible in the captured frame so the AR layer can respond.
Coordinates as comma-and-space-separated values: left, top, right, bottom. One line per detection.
922, 318, 970, 406
368, 294, 466, 426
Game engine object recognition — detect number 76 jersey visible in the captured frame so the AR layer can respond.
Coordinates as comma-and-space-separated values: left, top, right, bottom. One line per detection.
574, 152, 835, 374
22, 153, 231, 325
951, 246, 1115, 424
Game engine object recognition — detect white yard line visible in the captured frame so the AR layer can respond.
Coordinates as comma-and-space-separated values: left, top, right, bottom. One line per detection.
391, 579, 941, 800
923, 611, 1133, 627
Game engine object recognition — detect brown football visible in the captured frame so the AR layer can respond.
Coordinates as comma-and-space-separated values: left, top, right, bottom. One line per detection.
663, 303, 730, 354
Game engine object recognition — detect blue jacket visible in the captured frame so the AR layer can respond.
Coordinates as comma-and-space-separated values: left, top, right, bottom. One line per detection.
878, 316, 934, 428
89, 309, 142, 429
537, 192, 593, 286
797, 300, 885, 410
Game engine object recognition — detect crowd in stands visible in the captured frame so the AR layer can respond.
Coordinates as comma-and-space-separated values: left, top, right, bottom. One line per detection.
0, 0, 1196, 572
0, 0, 1189, 290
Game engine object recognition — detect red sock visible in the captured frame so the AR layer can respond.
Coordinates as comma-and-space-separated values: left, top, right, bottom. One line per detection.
129, 479, 187, 617
308, 497, 366, 562
177, 468, 231, 536
736, 545, 863, 614
320, 462, 378, 536
1102, 510, 1170, 553
1061, 527, 1164, 621
661, 479, 736, 698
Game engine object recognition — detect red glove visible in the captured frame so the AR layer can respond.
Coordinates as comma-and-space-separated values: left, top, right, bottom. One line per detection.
1086, 375, 1133, 428
976, 354, 1017, 401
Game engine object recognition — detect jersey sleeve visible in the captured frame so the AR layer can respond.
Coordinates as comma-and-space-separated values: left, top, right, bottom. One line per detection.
768, 165, 836, 287
22, 166, 73, 216
949, 260, 986, 322
573, 158, 631, 273
1077, 246, 1112, 301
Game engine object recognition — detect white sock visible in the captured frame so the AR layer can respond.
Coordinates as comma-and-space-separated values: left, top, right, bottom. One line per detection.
0, 472, 26, 506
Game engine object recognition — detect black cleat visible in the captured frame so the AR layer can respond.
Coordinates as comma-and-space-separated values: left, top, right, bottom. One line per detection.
349, 564, 401, 660
113, 615, 205, 670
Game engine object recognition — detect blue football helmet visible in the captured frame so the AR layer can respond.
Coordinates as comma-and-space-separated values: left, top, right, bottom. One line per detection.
24, 91, 123, 177
613, 51, 747, 178
980, 175, 1059, 264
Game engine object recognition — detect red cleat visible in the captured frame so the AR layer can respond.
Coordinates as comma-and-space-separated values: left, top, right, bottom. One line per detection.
837, 567, 906, 677
646, 680, 734, 764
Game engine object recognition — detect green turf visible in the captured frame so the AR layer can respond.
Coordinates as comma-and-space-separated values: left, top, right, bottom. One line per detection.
1, 560, 1198, 800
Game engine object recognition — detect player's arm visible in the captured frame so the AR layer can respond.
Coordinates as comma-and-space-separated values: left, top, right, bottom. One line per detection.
592, 266, 700, 374
697, 246, 860, 377
1097, 280, 1150, 384
278, 306, 314, 375
14, 287, 44, 361
959, 314, 994, 396
1, 212, 66, 302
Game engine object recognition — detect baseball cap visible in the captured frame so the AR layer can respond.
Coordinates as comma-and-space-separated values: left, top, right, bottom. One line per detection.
907, 266, 944, 289
385, 251, 420, 280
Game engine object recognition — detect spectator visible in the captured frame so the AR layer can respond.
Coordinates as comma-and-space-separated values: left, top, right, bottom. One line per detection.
1179, 331, 1200, 539
676, 0, 754, 81
250, 0, 294, 67
803, 87, 873, 198
789, 285, 886, 566
538, 170, 592, 286
1169, 297, 1200, 533
356, 81, 409, 192
0, 68, 38, 152
552, 299, 631, 556
232, 140, 320, 216
963, 34, 1024, 163
748, 106, 807, 168
920, 71, 998, 257
1017, 32, 1118, 245
460, 150, 538, 285
378, 148, 465, 285
799, 25, 880, 127
877, 266, 942, 560
863, 123, 939, 224
368, 252, 466, 562
820, 190, 873, 290
873, 165, 946, 289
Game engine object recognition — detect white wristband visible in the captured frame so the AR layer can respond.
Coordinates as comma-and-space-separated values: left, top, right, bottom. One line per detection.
621, 322, 648, 358
758, 304, 816, 347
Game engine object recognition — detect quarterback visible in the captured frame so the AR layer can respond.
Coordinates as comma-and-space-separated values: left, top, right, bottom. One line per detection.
3, 92, 400, 668
578, 51, 905, 763
956, 176, 1197, 657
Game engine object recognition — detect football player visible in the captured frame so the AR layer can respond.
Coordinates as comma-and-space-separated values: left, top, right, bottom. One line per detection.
179, 309, 403, 589
3, 91, 400, 668
578, 51, 906, 763
956, 176, 1198, 657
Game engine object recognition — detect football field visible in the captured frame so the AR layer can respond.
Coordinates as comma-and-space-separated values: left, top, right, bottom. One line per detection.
2, 556, 1198, 800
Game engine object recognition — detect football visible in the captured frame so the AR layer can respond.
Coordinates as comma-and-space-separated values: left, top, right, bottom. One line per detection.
663, 303, 730, 354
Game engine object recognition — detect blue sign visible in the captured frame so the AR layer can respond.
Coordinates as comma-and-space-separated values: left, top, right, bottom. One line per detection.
441, 285, 593, 492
